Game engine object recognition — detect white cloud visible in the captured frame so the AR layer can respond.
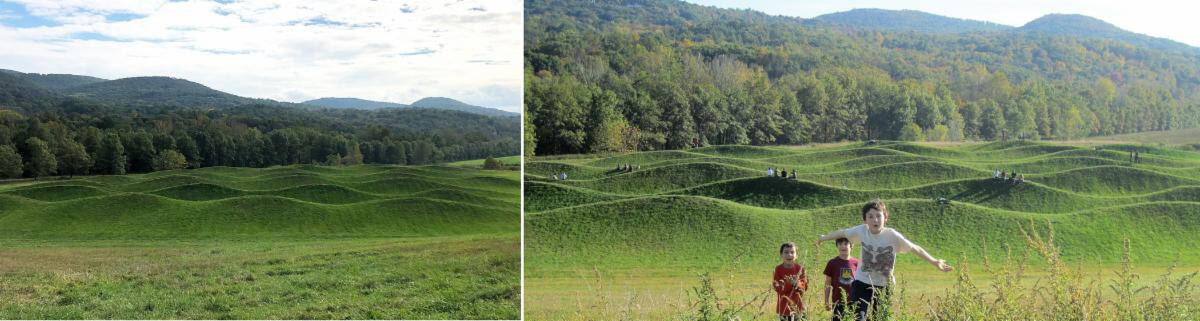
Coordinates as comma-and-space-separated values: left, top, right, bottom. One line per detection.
0, 0, 523, 112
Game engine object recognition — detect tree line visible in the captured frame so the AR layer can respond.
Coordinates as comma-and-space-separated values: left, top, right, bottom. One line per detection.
0, 99, 518, 179
523, 0, 1200, 155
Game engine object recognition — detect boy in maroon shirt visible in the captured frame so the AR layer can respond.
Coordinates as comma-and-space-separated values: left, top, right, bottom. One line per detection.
773, 242, 809, 321
823, 237, 860, 321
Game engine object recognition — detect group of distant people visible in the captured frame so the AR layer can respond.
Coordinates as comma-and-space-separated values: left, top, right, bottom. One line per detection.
992, 169, 1024, 184
767, 167, 798, 179
615, 163, 639, 172
1130, 151, 1142, 164
550, 172, 568, 181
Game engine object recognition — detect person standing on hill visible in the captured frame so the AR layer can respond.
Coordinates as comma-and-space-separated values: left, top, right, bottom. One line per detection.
824, 237, 860, 321
817, 199, 953, 321
774, 242, 809, 321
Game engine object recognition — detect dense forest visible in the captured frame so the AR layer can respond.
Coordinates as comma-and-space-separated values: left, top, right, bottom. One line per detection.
523, 0, 1200, 155
0, 70, 519, 179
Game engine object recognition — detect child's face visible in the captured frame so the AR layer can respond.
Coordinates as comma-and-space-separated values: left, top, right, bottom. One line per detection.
837, 242, 852, 257
780, 246, 796, 262
864, 209, 887, 233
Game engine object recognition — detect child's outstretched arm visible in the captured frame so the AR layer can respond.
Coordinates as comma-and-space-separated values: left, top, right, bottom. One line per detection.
815, 228, 849, 245
909, 243, 953, 272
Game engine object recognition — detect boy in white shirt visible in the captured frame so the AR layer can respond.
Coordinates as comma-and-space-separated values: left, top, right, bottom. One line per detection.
816, 199, 953, 321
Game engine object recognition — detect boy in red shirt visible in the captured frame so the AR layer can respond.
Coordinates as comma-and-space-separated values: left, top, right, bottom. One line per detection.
773, 242, 808, 321
823, 237, 859, 321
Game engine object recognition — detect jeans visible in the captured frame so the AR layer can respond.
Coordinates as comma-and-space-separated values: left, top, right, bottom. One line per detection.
850, 280, 890, 321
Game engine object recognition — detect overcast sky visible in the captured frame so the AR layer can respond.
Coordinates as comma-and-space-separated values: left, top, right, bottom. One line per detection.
684, 0, 1200, 48
0, 0, 522, 112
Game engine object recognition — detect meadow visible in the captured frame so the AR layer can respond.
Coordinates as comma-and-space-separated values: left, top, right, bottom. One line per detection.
447, 155, 521, 167
0, 164, 520, 319
524, 141, 1200, 320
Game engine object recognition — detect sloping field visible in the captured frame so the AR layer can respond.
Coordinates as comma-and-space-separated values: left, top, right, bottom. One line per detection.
527, 141, 1200, 263
0, 164, 519, 239
0, 164, 519, 319
525, 141, 1200, 319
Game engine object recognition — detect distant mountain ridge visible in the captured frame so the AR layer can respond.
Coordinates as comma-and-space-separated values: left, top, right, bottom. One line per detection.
0, 70, 59, 108
0, 69, 107, 90
63, 76, 259, 108
811, 9, 1196, 53
303, 97, 409, 109
0, 69, 516, 116
813, 8, 1012, 34
1017, 14, 1195, 53
303, 96, 517, 117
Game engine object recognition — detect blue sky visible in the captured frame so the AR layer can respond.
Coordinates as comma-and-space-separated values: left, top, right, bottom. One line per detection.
684, 0, 1200, 48
0, 0, 522, 112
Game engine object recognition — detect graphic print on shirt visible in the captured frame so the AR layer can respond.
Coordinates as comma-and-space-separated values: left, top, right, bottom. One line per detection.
838, 267, 853, 285
860, 244, 895, 279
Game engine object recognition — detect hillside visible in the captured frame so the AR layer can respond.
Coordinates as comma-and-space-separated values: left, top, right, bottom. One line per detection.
0, 69, 107, 90
0, 164, 519, 239
0, 69, 520, 176
0, 164, 520, 319
525, 141, 1200, 267
813, 8, 1012, 33
303, 97, 410, 109
303, 96, 518, 117
62, 76, 259, 108
411, 97, 519, 117
1018, 14, 1196, 53
0, 70, 59, 109
525, 0, 1200, 155
1089, 127, 1200, 147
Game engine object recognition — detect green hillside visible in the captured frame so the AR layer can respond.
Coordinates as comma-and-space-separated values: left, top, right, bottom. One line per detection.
0, 164, 520, 319
0, 68, 107, 90
525, 0, 1200, 156
0, 164, 519, 239
62, 76, 257, 108
813, 8, 1012, 34
527, 141, 1200, 266
525, 141, 1200, 319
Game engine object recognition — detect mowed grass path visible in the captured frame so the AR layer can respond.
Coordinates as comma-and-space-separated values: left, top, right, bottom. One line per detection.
0, 164, 520, 319
524, 141, 1200, 320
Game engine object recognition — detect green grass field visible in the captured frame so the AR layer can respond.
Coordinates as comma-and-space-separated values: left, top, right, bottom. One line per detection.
447, 155, 521, 167
1085, 128, 1200, 147
0, 164, 520, 319
524, 141, 1200, 320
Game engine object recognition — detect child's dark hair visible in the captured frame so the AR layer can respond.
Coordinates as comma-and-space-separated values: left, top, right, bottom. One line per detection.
779, 242, 796, 254
835, 237, 851, 246
861, 198, 888, 220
